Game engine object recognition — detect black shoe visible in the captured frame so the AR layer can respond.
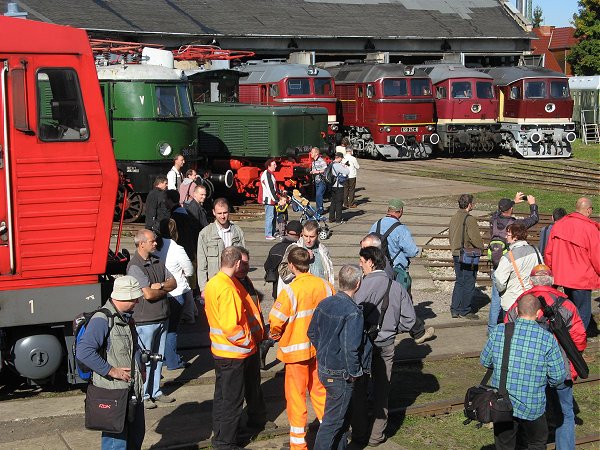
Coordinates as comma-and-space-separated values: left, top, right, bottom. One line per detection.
459, 312, 480, 320
451, 312, 459, 319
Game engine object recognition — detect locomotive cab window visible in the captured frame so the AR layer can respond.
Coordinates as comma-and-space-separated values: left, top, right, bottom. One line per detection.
156, 85, 193, 117
524, 81, 546, 99
510, 86, 521, 99
314, 78, 333, 96
451, 81, 472, 99
550, 80, 569, 99
37, 69, 89, 141
383, 79, 407, 97
286, 79, 310, 95
366, 84, 375, 98
270, 84, 280, 97
411, 78, 431, 96
476, 82, 494, 99
436, 86, 447, 99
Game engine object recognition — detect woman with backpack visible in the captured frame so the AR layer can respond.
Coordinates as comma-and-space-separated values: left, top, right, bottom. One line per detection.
494, 222, 543, 313
328, 152, 350, 223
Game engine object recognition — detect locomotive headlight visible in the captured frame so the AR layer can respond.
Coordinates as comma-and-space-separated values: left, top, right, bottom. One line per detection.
426, 125, 435, 131
158, 142, 172, 157
384, 126, 391, 133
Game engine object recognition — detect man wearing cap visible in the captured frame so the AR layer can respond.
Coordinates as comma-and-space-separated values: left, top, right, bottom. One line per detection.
127, 229, 177, 409
545, 197, 600, 331
76, 276, 146, 449
264, 220, 303, 299
504, 264, 586, 450
329, 152, 350, 223
369, 199, 419, 291
488, 192, 538, 334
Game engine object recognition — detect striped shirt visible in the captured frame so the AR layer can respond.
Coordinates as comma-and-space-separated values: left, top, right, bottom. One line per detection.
480, 318, 566, 420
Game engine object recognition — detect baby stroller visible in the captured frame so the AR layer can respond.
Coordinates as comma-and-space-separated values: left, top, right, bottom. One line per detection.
291, 189, 332, 240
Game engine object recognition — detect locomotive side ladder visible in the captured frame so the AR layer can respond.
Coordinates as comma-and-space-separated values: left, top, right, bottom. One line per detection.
581, 109, 600, 144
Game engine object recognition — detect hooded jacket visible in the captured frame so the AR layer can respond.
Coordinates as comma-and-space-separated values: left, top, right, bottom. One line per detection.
545, 212, 600, 290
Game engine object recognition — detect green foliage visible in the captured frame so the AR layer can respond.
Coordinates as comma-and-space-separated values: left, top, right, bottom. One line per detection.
567, 0, 600, 75
532, 6, 543, 28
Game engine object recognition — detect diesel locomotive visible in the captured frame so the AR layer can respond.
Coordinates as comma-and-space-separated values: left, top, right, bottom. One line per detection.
416, 64, 501, 154
0, 17, 122, 384
479, 66, 576, 158
328, 63, 438, 160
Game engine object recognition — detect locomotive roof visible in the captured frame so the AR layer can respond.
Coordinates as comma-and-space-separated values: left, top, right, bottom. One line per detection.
477, 66, 568, 86
568, 76, 600, 91
237, 63, 333, 84
96, 64, 187, 81
416, 64, 493, 84
328, 63, 429, 84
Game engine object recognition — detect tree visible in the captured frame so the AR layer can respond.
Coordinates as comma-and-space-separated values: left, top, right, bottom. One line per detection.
532, 6, 543, 28
566, 0, 600, 75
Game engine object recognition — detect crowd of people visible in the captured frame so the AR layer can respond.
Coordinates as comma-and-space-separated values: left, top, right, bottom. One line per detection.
77, 153, 599, 450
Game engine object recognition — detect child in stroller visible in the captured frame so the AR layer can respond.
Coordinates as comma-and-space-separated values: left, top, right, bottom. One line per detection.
291, 189, 331, 240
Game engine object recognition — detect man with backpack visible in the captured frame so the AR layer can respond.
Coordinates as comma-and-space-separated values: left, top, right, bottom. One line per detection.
328, 152, 350, 223
488, 193, 539, 334
369, 199, 419, 293
76, 276, 146, 450
309, 147, 328, 216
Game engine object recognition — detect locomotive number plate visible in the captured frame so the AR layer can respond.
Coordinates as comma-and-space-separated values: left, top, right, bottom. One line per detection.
401, 127, 418, 132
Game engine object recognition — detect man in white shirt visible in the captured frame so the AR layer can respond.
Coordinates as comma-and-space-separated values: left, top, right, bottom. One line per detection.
167, 154, 185, 190
341, 140, 360, 208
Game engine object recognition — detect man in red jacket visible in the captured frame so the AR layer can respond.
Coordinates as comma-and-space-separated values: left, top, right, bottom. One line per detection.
545, 197, 600, 330
505, 264, 586, 450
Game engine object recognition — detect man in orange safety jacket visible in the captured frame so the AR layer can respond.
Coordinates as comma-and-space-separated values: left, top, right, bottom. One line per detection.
269, 247, 334, 450
205, 246, 265, 450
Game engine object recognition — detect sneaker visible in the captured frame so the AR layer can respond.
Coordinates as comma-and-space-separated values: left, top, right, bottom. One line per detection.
144, 399, 157, 410
459, 313, 480, 320
367, 438, 386, 447
414, 327, 435, 344
265, 236, 276, 240
154, 395, 175, 403
451, 312, 459, 319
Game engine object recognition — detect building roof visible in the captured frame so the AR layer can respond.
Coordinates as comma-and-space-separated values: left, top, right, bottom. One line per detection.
5, 0, 531, 40
548, 27, 578, 50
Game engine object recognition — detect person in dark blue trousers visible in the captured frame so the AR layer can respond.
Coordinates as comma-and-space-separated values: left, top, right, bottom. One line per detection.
308, 264, 371, 450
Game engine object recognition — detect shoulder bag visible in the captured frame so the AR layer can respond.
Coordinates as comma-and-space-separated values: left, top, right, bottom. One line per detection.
85, 322, 137, 434
459, 214, 482, 268
464, 322, 514, 426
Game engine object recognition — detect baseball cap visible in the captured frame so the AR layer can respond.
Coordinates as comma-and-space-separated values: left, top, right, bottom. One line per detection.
388, 198, 405, 211
498, 198, 515, 212
335, 152, 344, 159
111, 276, 143, 301
530, 264, 552, 277
286, 220, 303, 235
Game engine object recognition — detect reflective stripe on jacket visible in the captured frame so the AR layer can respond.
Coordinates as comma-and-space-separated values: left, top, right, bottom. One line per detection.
205, 271, 258, 359
269, 272, 334, 364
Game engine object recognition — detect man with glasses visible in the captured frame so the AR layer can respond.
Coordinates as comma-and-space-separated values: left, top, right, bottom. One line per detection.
545, 197, 600, 331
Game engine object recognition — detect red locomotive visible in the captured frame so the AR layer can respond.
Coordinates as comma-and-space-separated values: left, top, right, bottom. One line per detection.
0, 17, 120, 383
479, 66, 576, 158
237, 61, 338, 136
328, 63, 438, 160
417, 64, 501, 154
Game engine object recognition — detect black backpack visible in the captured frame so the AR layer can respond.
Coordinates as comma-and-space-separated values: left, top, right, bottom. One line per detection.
488, 214, 515, 268
374, 219, 403, 265
323, 162, 336, 186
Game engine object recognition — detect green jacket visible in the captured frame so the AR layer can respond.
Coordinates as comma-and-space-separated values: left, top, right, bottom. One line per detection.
449, 209, 484, 257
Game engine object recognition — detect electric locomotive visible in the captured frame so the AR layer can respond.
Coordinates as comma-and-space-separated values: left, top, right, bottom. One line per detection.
328, 63, 438, 160
479, 66, 576, 158
190, 69, 329, 198
416, 64, 501, 154
237, 61, 338, 136
0, 17, 122, 384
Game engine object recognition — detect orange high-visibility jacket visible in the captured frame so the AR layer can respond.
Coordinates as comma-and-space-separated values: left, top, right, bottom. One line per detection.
269, 272, 334, 364
234, 277, 265, 345
205, 271, 260, 358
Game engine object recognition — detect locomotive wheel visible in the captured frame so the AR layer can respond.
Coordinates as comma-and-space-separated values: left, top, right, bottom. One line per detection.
115, 191, 144, 223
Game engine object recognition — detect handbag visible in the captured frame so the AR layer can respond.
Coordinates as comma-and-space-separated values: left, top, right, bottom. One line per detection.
458, 214, 482, 266
464, 322, 514, 426
85, 384, 130, 433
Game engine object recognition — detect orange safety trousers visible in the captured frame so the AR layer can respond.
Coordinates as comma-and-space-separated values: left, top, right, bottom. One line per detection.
285, 358, 326, 450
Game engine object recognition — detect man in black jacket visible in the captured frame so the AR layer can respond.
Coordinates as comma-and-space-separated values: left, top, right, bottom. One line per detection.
185, 184, 210, 235
144, 176, 169, 233
263, 220, 302, 298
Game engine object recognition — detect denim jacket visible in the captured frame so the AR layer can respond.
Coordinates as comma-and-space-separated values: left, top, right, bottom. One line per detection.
308, 291, 372, 379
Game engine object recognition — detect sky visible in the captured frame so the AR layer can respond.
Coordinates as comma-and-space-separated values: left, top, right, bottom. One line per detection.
532, 0, 580, 27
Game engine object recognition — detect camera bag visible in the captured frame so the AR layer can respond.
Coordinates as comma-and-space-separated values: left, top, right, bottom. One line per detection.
458, 214, 482, 267
464, 322, 514, 426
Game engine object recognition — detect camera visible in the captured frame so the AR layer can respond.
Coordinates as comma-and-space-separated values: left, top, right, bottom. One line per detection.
140, 350, 164, 364
521, 194, 528, 201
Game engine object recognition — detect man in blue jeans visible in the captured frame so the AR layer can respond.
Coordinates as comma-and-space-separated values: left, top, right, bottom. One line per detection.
309, 147, 328, 215
308, 265, 370, 450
